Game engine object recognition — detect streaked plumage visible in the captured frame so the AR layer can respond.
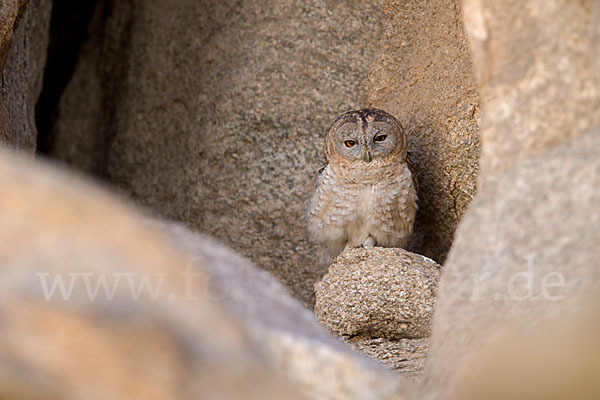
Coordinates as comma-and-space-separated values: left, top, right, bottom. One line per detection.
308, 109, 417, 262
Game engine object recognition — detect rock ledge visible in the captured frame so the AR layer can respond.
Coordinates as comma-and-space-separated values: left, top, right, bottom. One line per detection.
315, 247, 441, 340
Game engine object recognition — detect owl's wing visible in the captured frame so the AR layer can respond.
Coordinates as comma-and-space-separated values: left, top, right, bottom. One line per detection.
314, 164, 327, 189
407, 152, 419, 194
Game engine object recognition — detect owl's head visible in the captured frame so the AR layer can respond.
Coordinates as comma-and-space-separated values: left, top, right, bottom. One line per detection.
325, 109, 407, 165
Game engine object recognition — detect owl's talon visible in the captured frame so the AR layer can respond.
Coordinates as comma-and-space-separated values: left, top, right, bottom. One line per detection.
363, 236, 376, 248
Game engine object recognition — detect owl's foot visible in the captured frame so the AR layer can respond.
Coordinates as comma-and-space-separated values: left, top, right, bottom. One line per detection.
363, 236, 376, 248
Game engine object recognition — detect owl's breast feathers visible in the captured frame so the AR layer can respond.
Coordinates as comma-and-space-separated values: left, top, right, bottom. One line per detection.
308, 162, 417, 257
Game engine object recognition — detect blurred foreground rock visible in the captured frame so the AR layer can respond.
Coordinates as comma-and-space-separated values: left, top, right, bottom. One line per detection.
462, 0, 600, 183
0, 150, 299, 400
451, 311, 600, 400
423, 0, 600, 398
0, 149, 411, 399
425, 128, 600, 398
315, 247, 440, 379
161, 225, 411, 400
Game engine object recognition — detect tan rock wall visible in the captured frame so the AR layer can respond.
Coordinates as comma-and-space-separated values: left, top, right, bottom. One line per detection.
0, 0, 25, 145
51, 0, 384, 305
0, 0, 25, 70
51, 0, 481, 304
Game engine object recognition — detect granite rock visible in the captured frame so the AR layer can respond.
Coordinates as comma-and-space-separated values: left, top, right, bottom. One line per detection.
1, 0, 52, 152
348, 337, 429, 383
315, 247, 441, 340
315, 247, 440, 380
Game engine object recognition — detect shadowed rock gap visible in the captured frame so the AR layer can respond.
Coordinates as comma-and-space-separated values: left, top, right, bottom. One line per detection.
35, 0, 100, 154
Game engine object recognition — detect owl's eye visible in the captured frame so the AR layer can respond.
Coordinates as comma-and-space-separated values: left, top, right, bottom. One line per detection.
374, 134, 387, 142
344, 140, 357, 148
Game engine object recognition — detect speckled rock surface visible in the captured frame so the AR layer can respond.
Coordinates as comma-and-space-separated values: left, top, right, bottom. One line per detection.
0, 0, 25, 70
365, 0, 480, 263
423, 1, 600, 398
50, 0, 382, 305
315, 247, 441, 340
1, 0, 51, 152
348, 337, 429, 382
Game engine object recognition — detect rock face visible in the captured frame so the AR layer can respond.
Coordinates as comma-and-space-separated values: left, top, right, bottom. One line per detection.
365, 0, 480, 262
50, 0, 383, 305
0, 0, 25, 70
348, 337, 430, 382
315, 247, 440, 379
48, 0, 480, 304
1, 0, 51, 152
423, 0, 600, 398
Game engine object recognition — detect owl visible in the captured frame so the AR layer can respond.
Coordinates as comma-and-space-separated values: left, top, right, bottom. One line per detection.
308, 108, 417, 263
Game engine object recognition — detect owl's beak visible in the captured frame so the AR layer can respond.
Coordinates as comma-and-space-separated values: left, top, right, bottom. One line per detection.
363, 149, 372, 163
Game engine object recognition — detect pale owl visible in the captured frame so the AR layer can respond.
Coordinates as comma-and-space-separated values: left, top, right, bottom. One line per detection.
308, 108, 418, 262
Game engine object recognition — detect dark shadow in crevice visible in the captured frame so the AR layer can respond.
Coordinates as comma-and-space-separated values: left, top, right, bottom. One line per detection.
35, 0, 100, 154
